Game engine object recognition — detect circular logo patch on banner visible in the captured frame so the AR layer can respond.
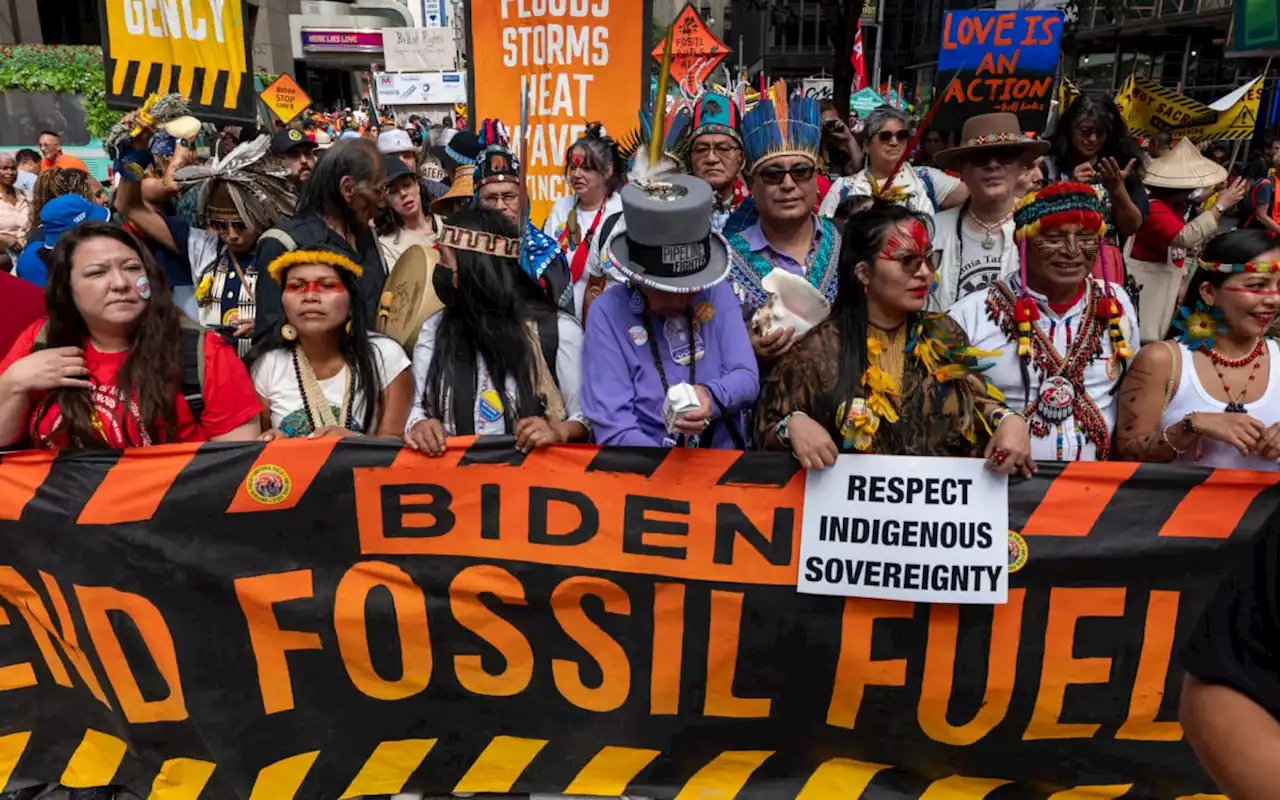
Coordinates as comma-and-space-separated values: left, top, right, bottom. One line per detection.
478, 389, 505, 423
247, 465, 292, 505
1007, 530, 1028, 574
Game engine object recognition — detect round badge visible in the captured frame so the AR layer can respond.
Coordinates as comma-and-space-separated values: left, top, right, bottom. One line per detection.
694, 301, 715, 323
478, 389, 505, 423
222, 308, 241, 326
288, 129, 303, 141
1007, 530, 1028, 574
628, 325, 649, 347
135, 275, 152, 300
247, 465, 291, 505
1036, 375, 1075, 423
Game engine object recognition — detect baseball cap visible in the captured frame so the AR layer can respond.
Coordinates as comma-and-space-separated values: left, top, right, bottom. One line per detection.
382, 153, 414, 184
378, 129, 416, 155
41, 195, 110, 249
271, 128, 316, 156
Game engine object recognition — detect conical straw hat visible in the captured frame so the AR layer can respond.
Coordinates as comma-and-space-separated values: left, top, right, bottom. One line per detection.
1144, 138, 1228, 190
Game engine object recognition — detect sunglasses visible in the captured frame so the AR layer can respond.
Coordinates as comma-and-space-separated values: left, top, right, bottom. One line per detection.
965, 147, 1024, 167
209, 219, 248, 233
876, 130, 911, 144
1074, 126, 1108, 141
756, 163, 816, 185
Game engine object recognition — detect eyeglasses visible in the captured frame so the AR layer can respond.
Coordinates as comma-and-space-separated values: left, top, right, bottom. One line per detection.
692, 142, 741, 157
1034, 232, 1101, 255
876, 130, 911, 144
209, 219, 248, 233
482, 191, 521, 207
756, 163, 816, 185
1074, 126, 1107, 141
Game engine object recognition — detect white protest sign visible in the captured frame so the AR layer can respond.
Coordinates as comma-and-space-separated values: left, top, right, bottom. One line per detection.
802, 78, 834, 101
798, 455, 1008, 605
384, 27, 457, 72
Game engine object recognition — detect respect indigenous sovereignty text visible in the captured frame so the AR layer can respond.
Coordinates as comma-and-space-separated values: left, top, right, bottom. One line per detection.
0, 439, 1264, 797
468, 0, 648, 225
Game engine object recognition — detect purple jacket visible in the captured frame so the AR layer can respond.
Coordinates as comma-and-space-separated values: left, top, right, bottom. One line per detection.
582, 282, 759, 448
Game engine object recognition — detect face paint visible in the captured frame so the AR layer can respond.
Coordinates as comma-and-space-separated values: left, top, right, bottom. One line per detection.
1221, 286, 1280, 295
135, 275, 152, 300
879, 219, 931, 263
283, 278, 348, 294
569, 150, 588, 169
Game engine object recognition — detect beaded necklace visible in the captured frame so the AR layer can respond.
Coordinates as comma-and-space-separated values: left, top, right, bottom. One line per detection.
291, 344, 354, 434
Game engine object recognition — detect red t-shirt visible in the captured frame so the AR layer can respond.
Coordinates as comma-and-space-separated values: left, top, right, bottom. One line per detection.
1129, 198, 1187, 267
0, 272, 45, 356
0, 319, 261, 449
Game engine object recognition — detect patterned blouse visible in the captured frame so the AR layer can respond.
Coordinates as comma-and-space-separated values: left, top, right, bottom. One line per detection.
756, 314, 1002, 456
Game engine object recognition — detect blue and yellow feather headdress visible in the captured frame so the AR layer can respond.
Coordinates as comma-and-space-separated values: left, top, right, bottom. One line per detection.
741, 81, 822, 174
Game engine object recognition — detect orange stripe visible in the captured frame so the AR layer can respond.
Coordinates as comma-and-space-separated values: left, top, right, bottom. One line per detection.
78, 444, 200, 525
0, 451, 56, 520
389, 436, 476, 470
1160, 469, 1280, 539
226, 438, 339, 514
1021, 462, 1139, 537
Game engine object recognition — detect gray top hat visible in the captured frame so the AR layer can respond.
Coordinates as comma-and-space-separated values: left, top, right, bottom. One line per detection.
606, 174, 732, 294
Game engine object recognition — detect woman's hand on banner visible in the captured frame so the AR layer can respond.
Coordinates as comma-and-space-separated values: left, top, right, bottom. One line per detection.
406, 418, 448, 456
1193, 412, 1266, 456
258, 428, 285, 442
790, 413, 838, 470
308, 426, 358, 440
985, 414, 1035, 479
514, 417, 566, 452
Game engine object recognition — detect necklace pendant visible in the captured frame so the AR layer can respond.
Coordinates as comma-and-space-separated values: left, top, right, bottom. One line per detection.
981, 231, 995, 250
1036, 375, 1076, 423
1226, 401, 1247, 413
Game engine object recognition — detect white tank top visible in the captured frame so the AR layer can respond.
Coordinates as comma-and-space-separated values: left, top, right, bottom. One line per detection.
1160, 340, 1280, 471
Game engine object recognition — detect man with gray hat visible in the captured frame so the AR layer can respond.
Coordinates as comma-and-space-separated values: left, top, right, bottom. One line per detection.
582, 172, 758, 449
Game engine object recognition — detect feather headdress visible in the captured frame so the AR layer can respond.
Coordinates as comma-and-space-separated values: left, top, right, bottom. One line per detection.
105, 93, 196, 157
621, 33, 686, 195
173, 135, 297, 233
740, 80, 821, 173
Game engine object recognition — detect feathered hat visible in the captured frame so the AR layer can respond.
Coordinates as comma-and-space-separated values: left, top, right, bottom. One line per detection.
474, 118, 520, 189
172, 135, 297, 233
690, 91, 743, 146
740, 81, 822, 174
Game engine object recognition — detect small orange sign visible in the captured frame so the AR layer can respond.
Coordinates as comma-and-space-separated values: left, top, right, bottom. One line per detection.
652, 4, 731, 95
261, 74, 311, 125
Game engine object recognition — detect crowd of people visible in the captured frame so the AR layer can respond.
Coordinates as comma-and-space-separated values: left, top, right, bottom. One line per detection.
0, 85, 1276, 480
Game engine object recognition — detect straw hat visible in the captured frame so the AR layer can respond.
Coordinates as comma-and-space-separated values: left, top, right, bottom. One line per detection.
1144, 138, 1228, 190
430, 165, 475, 214
934, 113, 1049, 172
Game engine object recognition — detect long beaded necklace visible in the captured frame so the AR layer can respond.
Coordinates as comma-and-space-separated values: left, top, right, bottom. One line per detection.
1206, 337, 1266, 413
291, 344, 354, 433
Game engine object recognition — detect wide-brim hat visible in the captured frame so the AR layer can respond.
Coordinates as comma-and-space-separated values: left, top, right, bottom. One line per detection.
430, 165, 474, 214
935, 112, 1049, 172
1144, 138, 1228, 190
605, 175, 731, 294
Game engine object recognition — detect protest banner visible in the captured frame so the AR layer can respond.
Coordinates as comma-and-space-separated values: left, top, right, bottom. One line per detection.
467, 0, 652, 226
934, 9, 1064, 132
383, 27, 458, 72
0, 439, 1266, 798
651, 4, 731, 97
800, 456, 1008, 604
1117, 74, 1264, 141
260, 74, 310, 124
99, 0, 255, 123
802, 77, 835, 102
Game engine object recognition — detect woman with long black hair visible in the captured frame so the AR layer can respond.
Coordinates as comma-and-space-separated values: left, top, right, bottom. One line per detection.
0, 222, 262, 449
1044, 95, 1149, 252
1116, 229, 1280, 469
757, 202, 1033, 474
405, 208, 588, 455
250, 245, 412, 439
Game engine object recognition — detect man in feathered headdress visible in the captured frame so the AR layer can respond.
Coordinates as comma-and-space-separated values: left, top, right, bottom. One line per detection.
688, 91, 748, 234
114, 130, 297, 356
726, 81, 840, 362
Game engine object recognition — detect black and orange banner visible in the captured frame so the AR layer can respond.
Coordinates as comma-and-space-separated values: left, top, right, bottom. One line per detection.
0, 438, 1269, 798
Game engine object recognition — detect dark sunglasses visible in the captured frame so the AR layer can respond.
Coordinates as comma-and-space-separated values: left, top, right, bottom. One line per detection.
965, 147, 1024, 167
209, 219, 248, 233
757, 163, 817, 185
876, 130, 911, 144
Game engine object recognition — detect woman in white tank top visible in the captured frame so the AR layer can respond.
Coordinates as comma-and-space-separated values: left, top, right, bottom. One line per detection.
1116, 230, 1280, 469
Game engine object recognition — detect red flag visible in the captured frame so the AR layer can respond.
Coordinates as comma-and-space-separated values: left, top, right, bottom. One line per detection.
851, 21, 868, 93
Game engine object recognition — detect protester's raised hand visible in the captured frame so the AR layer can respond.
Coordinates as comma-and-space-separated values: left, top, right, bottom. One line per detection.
788, 413, 838, 470
1217, 177, 1248, 211
1096, 157, 1135, 193
406, 418, 447, 456
2, 347, 91, 393
1071, 162, 1097, 184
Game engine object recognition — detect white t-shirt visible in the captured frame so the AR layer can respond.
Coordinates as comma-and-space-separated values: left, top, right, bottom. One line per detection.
251, 335, 411, 437
956, 224, 1007, 300
543, 192, 625, 319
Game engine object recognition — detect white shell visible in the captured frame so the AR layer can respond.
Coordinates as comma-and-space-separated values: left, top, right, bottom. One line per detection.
751, 268, 831, 340
162, 116, 201, 140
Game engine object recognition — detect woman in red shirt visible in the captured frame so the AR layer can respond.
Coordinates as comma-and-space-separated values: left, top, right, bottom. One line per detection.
0, 222, 262, 449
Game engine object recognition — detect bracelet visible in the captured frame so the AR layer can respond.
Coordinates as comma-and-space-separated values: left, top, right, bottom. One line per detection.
1181, 414, 1197, 436
988, 407, 1016, 429
1160, 426, 1186, 456
775, 411, 807, 446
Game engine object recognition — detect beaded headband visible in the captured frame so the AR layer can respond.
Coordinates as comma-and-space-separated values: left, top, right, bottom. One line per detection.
267, 249, 364, 283
439, 224, 521, 258
1200, 261, 1280, 273
1013, 182, 1106, 241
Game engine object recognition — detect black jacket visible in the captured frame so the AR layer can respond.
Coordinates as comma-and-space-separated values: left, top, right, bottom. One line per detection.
252, 211, 387, 344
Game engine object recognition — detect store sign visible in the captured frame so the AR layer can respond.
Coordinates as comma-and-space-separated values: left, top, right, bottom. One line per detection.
375, 71, 468, 105
384, 27, 456, 72
301, 28, 384, 52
